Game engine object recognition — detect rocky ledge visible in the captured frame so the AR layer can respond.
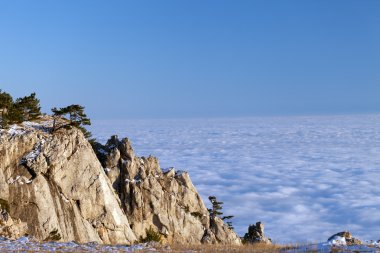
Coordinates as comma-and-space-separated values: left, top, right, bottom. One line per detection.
0, 119, 241, 245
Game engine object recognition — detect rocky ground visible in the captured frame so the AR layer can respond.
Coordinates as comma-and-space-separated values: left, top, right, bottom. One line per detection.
0, 236, 380, 253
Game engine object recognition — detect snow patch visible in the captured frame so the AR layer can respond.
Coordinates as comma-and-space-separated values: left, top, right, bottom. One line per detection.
22, 139, 45, 164
125, 178, 141, 184
7, 175, 32, 185
23, 120, 53, 132
175, 170, 187, 176
7, 125, 26, 136
162, 167, 175, 174
328, 236, 346, 246
97, 148, 108, 155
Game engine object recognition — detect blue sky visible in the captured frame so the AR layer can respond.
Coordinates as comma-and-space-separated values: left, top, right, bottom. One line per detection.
0, 0, 379, 119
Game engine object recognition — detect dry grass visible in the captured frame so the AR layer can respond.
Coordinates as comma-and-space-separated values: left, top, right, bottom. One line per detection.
170, 243, 283, 253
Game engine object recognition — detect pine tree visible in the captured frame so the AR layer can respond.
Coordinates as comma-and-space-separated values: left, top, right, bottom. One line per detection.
208, 196, 224, 220
0, 90, 13, 128
208, 196, 235, 230
226, 221, 234, 230
13, 93, 41, 121
51, 104, 94, 142
6, 105, 24, 124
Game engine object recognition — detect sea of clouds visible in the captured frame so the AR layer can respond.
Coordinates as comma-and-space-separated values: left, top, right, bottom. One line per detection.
89, 114, 380, 243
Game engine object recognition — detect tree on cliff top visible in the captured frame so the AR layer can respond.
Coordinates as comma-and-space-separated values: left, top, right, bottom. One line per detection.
208, 196, 234, 230
0, 91, 41, 128
14, 93, 41, 121
0, 90, 13, 128
51, 104, 94, 141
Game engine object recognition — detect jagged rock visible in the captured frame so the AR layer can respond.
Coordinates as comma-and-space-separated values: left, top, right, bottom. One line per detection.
328, 231, 362, 246
94, 136, 241, 245
0, 119, 241, 245
0, 209, 27, 239
243, 222, 272, 244
0, 121, 137, 244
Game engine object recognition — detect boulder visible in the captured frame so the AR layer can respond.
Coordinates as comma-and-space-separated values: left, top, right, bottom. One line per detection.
243, 222, 272, 244
328, 231, 362, 246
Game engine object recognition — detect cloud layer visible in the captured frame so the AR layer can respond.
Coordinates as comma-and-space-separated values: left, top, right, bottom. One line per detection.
90, 114, 380, 243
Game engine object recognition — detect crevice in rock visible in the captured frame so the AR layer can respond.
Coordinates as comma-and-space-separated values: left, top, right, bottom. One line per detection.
75, 200, 81, 211
87, 174, 100, 189
20, 163, 37, 180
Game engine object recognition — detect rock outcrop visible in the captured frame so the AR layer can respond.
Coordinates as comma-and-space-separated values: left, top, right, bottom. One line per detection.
0, 120, 241, 245
94, 135, 241, 245
0, 121, 136, 244
243, 222, 271, 244
0, 208, 27, 239
328, 231, 362, 246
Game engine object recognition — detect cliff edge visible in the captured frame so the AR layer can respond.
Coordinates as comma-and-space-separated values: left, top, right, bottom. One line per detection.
0, 119, 241, 245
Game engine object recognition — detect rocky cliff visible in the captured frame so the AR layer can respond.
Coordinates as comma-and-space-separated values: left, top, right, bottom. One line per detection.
94, 135, 241, 245
0, 121, 136, 244
0, 119, 241, 245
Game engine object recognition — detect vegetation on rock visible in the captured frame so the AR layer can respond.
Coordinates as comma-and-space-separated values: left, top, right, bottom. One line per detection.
0, 90, 41, 128
208, 196, 234, 229
0, 89, 94, 142
51, 104, 94, 142
139, 227, 162, 243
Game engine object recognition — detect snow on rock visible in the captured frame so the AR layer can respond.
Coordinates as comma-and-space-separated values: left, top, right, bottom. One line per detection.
7, 175, 32, 185
21, 139, 45, 164
0, 124, 137, 244
162, 167, 175, 174
6, 125, 26, 137
22, 121, 52, 132
97, 148, 108, 155
175, 170, 187, 176
0, 237, 164, 252
125, 178, 141, 184
1, 120, 53, 138
328, 235, 346, 246
286, 232, 379, 253
93, 135, 242, 245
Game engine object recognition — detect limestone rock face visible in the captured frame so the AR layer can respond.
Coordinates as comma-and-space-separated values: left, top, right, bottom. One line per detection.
243, 222, 272, 244
0, 209, 27, 239
0, 122, 137, 244
95, 136, 241, 245
0, 120, 241, 245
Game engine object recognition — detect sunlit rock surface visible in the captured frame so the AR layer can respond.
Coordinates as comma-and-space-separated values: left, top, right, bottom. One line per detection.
94, 135, 241, 245
0, 119, 240, 245
0, 120, 136, 244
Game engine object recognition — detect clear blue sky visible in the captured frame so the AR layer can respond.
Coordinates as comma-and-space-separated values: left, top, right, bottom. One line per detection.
0, 0, 379, 119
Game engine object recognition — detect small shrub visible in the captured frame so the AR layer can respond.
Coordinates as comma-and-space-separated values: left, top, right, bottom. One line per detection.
0, 199, 10, 213
140, 227, 161, 243
44, 228, 61, 241
191, 212, 203, 219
